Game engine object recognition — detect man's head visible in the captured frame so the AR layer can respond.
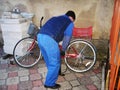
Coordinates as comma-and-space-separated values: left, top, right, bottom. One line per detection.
65, 10, 76, 21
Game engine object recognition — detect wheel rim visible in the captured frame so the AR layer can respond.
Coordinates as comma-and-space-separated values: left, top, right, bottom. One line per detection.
65, 40, 96, 73
13, 37, 41, 68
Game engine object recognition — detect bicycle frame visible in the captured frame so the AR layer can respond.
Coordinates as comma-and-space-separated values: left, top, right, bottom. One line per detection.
59, 45, 78, 59
27, 40, 78, 60
27, 37, 37, 51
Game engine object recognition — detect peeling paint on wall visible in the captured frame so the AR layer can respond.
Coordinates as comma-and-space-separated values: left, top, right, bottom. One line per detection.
0, 0, 114, 42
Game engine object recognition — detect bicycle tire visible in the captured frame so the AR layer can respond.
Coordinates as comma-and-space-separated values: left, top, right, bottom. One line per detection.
13, 37, 41, 68
65, 39, 97, 73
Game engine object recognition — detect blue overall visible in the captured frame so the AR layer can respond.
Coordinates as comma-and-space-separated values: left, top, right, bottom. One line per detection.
37, 15, 74, 86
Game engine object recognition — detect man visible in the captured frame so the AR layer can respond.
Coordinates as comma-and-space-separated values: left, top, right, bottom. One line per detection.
37, 10, 76, 89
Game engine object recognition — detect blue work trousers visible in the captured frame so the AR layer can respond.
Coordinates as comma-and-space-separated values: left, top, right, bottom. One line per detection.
37, 34, 60, 86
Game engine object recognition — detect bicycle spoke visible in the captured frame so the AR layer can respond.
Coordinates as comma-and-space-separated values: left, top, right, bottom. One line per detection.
75, 58, 79, 65
65, 39, 96, 72
13, 37, 41, 68
84, 56, 94, 60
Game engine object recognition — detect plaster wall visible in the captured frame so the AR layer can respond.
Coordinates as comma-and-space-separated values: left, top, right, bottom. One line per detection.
0, 0, 114, 48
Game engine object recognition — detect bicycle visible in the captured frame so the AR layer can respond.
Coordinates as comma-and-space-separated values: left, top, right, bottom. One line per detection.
13, 17, 97, 73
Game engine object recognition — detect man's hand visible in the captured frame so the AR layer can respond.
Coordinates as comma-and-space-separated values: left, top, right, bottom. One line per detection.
60, 50, 65, 56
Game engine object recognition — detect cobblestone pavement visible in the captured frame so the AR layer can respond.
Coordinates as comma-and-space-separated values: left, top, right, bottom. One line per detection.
0, 56, 102, 90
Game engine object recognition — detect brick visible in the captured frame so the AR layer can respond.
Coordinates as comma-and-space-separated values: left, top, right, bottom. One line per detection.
94, 81, 101, 89
90, 76, 100, 82
0, 80, 5, 85
0, 64, 8, 69
9, 64, 17, 68
0, 85, 7, 90
20, 76, 29, 81
18, 69, 29, 76
37, 62, 46, 68
6, 77, 19, 85
97, 73, 102, 79
38, 67, 47, 73
0, 60, 8, 64
86, 84, 97, 90
0, 72, 8, 79
32, 86, 46, 90
30, 73, 41, 81
70, 80, 80, 87
19, 81, 32, 90
84, 70, 95, 76
78, 76, 93, 85
57, 76, 65, 82
8, 84, 18, 90
0, 69, 6, 73
75, 73, 84, 78
8, 72, 18, 77
32, 80, 43, 87
7, 67, 19, 73
64, 73, 77, 81
29, 69, 38, 74
93, 68, 101, 74
40, 72, 47, 79
73, 85, 88, 90
59, 81, 72, 90
72, 86, 87, 90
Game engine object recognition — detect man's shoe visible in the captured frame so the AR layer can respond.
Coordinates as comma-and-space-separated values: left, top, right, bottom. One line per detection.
44, 84, 61, 89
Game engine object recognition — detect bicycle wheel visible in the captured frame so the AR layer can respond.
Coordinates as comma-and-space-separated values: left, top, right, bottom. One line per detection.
13, 37, 41, 68
65, 39, 96, 73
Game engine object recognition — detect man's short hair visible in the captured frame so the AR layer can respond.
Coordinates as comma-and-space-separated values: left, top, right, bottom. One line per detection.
65, 10, 76, 20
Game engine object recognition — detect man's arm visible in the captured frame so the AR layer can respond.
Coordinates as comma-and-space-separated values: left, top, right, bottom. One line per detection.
62, 23, 74, 51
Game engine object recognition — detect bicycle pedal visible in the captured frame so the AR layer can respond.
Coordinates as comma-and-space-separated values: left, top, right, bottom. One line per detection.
85, 62, 91, 66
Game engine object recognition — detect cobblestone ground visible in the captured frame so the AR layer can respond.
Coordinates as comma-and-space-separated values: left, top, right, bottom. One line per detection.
0, 48, 102, 90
